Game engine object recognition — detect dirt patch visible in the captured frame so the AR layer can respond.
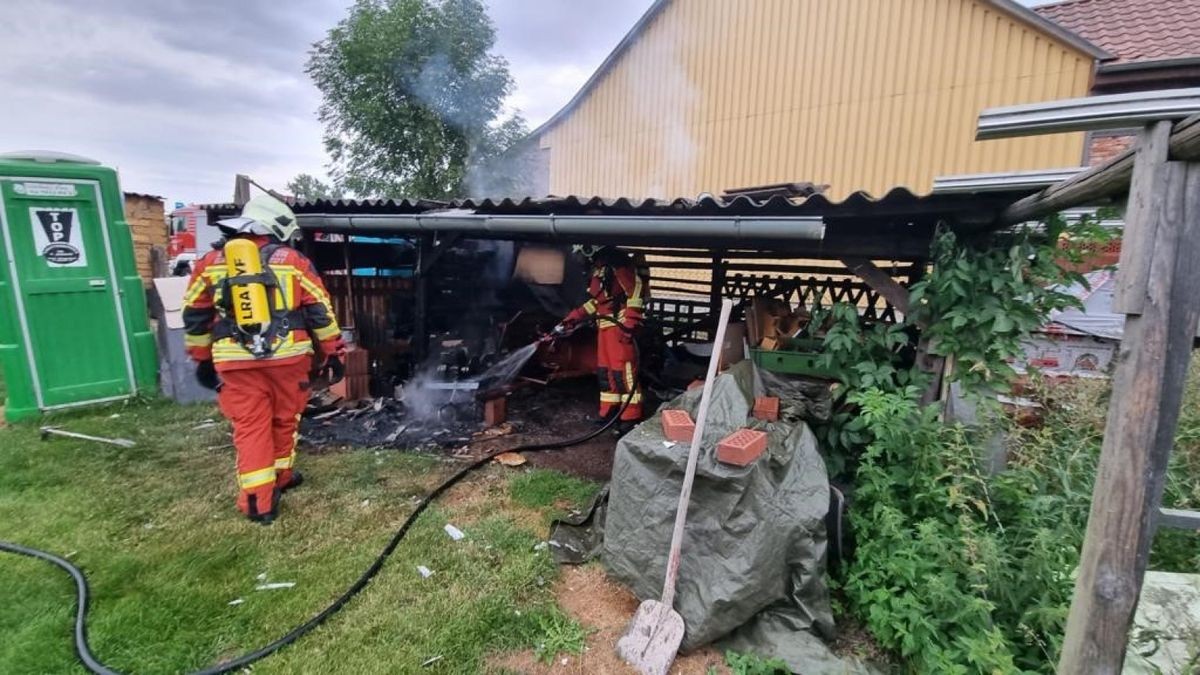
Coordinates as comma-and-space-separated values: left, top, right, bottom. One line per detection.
440, 468, 549, 535
488, 565, 729, 674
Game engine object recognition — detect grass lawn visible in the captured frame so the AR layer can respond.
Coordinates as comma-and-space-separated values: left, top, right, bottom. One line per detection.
0, 396, 602, 674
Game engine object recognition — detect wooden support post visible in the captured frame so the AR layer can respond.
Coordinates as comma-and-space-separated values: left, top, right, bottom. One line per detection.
341, 234, 356, 334
709, 252, 727, 317
413, 234, 433, 364
1058, 160, 1200, 674
1112, 121, 1172, 314
839, 257, 912, 316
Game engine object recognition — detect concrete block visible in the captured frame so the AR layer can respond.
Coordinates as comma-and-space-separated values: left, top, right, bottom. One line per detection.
717, 428, 768, 466
661, 409, 695, 443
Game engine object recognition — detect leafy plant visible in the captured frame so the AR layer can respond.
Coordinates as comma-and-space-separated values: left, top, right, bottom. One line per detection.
909, 213, 1118, 392
725, 650, 791, 675
532, 612, 587, 664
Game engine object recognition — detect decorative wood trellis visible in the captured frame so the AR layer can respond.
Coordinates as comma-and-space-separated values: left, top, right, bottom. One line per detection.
721, 273, 898, 323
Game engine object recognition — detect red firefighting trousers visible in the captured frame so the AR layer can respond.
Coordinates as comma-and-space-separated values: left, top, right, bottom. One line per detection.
597, 325, 642, 421
216, 358, 310, 517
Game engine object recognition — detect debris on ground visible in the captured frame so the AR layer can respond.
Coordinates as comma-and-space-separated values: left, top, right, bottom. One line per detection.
39, 426, 136, 448
228, 598, 244, 606
255, 582, 296, 591
417, 565, 434, 579
494, 451, 526, 467
443, 524, 466, 541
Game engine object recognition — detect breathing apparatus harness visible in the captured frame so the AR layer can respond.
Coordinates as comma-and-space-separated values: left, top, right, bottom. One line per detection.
0, 314, 639, 675
213, 238, 305, 359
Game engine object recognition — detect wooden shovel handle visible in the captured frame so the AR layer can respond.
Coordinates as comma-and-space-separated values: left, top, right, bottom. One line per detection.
660, 298, 734, 608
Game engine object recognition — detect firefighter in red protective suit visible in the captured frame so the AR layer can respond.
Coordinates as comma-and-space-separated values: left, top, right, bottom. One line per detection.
182, 195, 344, 524
556, 245, 650, 425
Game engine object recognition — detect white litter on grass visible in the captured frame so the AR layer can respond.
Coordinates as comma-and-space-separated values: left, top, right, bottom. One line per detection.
256, 572, 268, 581
228, 598, 244, 606
417, 565, 433, 578
192, 420, 218, 430
421, 655, 443, 667
109, 413, 120, 419
255, 582, 296, 591
662, 441, 676, 448
561, 658, 569, 665
533, 541, 549, 552
443, 524, 465, 541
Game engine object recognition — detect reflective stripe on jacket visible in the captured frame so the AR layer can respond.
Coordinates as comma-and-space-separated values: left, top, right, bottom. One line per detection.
182, 238, 341, 367
565, 252, 651, 330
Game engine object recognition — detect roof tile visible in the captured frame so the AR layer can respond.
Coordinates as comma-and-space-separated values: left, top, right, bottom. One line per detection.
1036, 0, 1200, 62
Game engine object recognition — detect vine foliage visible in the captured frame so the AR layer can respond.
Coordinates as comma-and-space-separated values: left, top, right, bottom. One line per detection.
825, 214, 1133, 672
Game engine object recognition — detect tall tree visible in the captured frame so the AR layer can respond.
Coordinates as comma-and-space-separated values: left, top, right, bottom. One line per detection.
307, 0, 528, 199
286, 173, 341, 202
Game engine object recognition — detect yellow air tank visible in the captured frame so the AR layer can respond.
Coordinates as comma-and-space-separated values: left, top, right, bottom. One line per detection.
224, 238, 270, 329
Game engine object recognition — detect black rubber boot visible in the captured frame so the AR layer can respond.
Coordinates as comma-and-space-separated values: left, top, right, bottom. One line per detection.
281, 471, 305, 494
245, 489, 281, 526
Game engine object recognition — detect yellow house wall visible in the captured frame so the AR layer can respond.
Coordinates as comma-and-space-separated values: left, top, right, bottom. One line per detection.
539, 0, 1094, 200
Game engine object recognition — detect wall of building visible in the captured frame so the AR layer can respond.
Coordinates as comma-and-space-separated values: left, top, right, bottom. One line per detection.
1086, 131, 1135, 167
538, 0, 1096, 199
124, 193, 167, 286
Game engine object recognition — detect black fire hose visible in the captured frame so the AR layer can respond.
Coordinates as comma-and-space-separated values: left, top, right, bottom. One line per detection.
0, 315, 640, 675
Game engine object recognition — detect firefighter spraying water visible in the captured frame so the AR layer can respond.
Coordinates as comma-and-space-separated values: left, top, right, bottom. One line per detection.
555, 245, 651, 430
182, 195, 345, 524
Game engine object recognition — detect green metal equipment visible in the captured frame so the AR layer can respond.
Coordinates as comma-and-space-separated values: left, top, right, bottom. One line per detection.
0, 151, 156, 421
749, 337, 838, 378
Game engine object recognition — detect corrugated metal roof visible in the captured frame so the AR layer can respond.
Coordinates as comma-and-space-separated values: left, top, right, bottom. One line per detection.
276, 187, 1028, 221
188, 188, 1063, 259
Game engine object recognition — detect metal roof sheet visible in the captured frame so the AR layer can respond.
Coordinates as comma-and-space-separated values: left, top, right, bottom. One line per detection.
273, 187, 1030, 221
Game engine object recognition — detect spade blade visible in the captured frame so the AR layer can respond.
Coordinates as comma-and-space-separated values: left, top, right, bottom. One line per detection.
616, 600, 685, 675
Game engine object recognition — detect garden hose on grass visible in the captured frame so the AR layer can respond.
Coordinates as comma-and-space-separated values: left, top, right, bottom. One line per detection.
0, 314, 641, 675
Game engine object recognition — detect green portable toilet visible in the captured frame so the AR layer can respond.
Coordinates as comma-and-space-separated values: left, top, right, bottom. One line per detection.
0, 151, 157, 421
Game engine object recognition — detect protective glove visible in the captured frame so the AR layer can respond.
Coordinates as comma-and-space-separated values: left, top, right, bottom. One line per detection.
195, 360, 221, 391
321, 356, 346, 385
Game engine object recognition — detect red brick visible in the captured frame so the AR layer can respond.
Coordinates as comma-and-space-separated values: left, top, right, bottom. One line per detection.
329, 374, 370, 403
344, 346, 370, 377
1087, 133, 1134, 167
717, 429, 768, 467
661, 409, 696, 443
752, 396, 780, 422
484, 396, 507, 427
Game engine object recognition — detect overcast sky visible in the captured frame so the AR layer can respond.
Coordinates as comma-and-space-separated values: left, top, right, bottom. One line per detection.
0, 0, 1050, 206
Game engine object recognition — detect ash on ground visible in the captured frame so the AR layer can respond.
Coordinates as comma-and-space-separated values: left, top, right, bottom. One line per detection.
300, 396, 486, 452
299, 379, 616, 474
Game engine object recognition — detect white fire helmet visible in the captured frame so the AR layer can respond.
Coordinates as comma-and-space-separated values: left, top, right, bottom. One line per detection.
217, 195, 299, 241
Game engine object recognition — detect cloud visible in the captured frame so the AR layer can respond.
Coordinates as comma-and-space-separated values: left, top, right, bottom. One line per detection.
0, 0, 654, 203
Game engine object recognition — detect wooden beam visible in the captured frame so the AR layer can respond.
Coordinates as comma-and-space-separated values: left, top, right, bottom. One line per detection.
1158, 508, 1200, 531
1112, 122, 1173, 314
997, 113, 1200, 225
839, 258, 911, 315
1058, 161, 1200, 674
